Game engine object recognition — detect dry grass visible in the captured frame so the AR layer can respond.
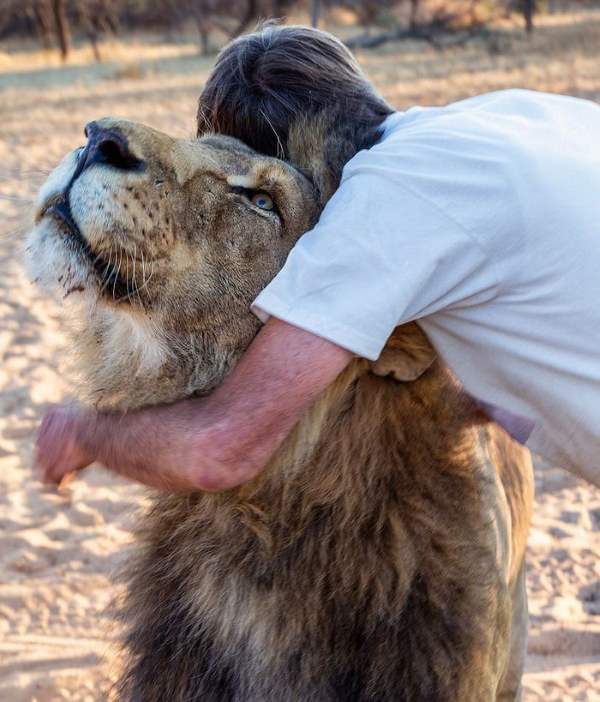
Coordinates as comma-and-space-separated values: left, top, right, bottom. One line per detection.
0, 8, 599, 701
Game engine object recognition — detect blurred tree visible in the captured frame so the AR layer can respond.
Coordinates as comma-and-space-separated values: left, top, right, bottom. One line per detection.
25, 0, 53, 49
311, 0, 321, 27
409, 0, 420, 28
77, 0, 120, 61
176, 0, 218, 55
523, 0, 535, 32
0, 0, 544, 50
51, 0, 70, 60
230, 0, 260, 37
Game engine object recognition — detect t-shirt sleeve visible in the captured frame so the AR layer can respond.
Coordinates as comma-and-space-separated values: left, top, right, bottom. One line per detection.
252, 166, 500, 361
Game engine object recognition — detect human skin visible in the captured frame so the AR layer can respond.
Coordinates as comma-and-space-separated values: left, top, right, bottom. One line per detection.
35, 318, 353, 492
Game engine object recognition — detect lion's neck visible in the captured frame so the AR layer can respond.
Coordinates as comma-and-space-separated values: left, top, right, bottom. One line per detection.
233, 361, 483, 541
70, 305, 170, 409
72, 300, 248, 410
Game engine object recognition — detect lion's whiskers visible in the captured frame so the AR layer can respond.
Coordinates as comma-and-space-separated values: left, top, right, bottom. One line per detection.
88, 239, 151, 306
130, 248, 149, 309
0, 194, 34, 203
0, 168, 51, 180
124, 252, 130, 298
123, 247, 144, 304
112, 247, 124, 299
135, 259, 155, 295
98, 246, 115, 297
132, 243, 137, 294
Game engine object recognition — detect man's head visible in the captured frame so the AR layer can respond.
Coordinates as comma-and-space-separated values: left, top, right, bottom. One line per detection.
197, 24, 393, 159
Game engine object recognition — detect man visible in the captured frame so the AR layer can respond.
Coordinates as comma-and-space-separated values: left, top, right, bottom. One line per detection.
36, 25, 600, 489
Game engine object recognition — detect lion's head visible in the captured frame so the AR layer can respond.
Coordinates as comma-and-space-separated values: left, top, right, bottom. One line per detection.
27, 119, 318, 408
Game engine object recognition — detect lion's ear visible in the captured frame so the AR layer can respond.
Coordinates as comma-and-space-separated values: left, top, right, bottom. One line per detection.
371, 323, 436, 382
287, 113, 355, 207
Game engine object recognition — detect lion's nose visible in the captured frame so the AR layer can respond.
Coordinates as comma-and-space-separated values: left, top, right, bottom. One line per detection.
81, 121, 143, 172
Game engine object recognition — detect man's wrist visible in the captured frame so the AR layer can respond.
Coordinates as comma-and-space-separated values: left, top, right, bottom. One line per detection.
75, 407, 112, 467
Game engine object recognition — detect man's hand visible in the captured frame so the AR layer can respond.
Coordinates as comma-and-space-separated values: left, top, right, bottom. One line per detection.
34, 400, 208, 492
35, 404, 95, 486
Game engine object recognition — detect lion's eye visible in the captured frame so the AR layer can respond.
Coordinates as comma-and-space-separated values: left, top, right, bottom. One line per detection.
251, 193, 274, 211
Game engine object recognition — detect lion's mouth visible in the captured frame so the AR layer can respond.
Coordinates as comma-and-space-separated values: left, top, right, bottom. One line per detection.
41, 198, 131, 302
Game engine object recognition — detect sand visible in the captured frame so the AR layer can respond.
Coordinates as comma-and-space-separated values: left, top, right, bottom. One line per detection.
1, 11, 599, 700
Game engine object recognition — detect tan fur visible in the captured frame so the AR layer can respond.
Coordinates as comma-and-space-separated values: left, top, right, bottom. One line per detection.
27, 118, 534, 702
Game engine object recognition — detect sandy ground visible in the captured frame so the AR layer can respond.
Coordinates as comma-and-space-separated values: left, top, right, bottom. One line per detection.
1, 11, 599, 701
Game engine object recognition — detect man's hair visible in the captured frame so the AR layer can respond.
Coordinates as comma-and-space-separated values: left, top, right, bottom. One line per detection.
197, 24, 393, 158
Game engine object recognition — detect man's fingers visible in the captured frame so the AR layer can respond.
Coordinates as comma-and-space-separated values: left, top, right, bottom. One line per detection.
57, 471, 78, 491
34, 452, 62, 485
34, 427, 61, 483
33, 444, 57, 483
34, 404, 92, 487
46, 459, 69, 485
36, 452, 82, 486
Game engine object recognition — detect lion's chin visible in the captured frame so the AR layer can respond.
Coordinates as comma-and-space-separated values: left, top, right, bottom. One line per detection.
27, 219, 86, 295
26, 215, 133, 305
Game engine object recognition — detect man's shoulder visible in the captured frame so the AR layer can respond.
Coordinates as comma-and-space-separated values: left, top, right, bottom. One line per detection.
345, 95, 518, 182
347, 89, 600, 183
383, 89, 599, 131
379, 90, 599, 148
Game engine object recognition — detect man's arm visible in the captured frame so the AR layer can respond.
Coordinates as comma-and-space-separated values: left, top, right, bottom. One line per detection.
35, 319, 353, 492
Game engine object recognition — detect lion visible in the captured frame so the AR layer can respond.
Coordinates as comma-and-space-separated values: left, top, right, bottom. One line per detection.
26, 112, 534, 701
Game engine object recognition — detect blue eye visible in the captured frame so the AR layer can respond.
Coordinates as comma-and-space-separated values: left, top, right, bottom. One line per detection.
251, 193, 274, 211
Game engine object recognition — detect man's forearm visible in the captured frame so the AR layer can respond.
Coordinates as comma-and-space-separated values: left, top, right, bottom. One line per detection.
77, 400, 206, 491
42, 318, 353, 491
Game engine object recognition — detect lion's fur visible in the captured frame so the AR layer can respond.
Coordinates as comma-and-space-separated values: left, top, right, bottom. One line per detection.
27, 113, 534, 701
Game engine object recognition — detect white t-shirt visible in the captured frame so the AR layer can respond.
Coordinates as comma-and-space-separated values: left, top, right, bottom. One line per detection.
253, 90, 600, 483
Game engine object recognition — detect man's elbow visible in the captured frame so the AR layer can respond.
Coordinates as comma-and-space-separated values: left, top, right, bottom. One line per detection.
180, 410, 272, 492
185, 436, 262, 493
187, 462, 259, 492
